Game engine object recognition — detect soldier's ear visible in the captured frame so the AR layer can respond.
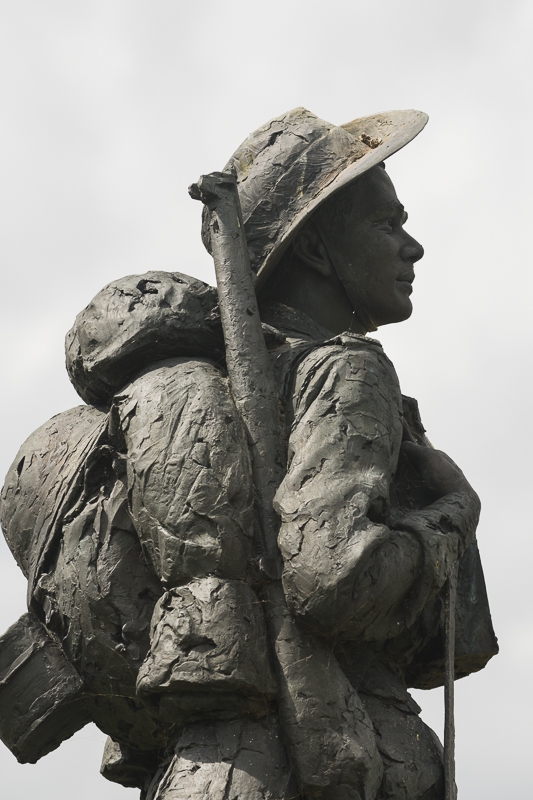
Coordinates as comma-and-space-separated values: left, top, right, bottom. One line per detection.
292, 224, 333, 278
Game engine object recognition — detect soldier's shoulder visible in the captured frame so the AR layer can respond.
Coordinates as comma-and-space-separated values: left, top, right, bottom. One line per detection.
290, 331, 396, 384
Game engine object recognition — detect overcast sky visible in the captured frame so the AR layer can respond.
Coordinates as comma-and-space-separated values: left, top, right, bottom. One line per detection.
0, 2, 532, 798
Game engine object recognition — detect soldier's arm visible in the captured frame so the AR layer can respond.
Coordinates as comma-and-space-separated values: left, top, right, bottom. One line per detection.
275, 342, 479, 642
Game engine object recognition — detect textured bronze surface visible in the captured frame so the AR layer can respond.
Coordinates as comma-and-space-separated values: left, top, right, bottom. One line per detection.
0, 108, 497, 799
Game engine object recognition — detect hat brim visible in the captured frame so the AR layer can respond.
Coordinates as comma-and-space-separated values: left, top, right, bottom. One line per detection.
255, 109, 428, 288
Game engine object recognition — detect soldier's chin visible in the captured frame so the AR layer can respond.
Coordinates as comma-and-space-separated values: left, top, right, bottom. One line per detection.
376, 298, 413, 328
396, 300, 414, 324
395, 289, 414, 320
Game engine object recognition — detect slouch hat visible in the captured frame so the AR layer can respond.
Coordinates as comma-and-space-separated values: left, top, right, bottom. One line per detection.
201, 107, 428, 287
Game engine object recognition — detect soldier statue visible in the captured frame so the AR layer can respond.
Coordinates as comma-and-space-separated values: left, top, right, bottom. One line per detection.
0, 108, 497, 800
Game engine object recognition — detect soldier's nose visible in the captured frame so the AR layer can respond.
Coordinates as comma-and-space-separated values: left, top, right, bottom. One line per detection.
401, 233, 424, 263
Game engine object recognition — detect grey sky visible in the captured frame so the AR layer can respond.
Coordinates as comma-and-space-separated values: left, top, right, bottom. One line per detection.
0, 1, 531, 797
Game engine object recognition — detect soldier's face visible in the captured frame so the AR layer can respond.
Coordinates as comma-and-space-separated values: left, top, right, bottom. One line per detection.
320, 166, 424, 328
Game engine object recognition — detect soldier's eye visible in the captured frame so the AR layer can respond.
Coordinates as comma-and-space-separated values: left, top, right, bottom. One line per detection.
373, 216, 397, 232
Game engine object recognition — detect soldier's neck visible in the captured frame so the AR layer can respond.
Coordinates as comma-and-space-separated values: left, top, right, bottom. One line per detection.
259, 257, 368, 336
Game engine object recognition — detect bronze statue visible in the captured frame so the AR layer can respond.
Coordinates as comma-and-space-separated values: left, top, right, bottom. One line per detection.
0, 108, 497, 800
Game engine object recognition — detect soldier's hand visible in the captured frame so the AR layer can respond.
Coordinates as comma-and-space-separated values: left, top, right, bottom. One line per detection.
401, 441, 475, 500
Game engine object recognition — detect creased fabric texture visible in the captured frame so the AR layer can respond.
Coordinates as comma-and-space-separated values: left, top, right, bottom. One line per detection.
275, 332, 480, 643
0, 281, 494, 799
0, 405, 108, 599
110, 357, 255, 587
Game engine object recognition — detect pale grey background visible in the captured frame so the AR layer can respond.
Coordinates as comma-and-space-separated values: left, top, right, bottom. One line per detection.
0, 1, 531, 797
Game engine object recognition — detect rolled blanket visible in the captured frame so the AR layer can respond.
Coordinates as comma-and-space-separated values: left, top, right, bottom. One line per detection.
65, 271, 223, 405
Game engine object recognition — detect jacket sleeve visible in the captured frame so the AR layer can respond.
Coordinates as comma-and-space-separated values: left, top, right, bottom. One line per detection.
274, 339, 480, 642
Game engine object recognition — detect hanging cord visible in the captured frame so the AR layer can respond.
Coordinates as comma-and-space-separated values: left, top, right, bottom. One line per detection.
444, 561, 459, 800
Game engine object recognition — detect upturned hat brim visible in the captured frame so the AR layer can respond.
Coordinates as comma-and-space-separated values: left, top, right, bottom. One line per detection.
202, 108, 428, 288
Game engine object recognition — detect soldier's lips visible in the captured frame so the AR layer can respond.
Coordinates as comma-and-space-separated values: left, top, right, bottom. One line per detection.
396, 279, 414, 293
